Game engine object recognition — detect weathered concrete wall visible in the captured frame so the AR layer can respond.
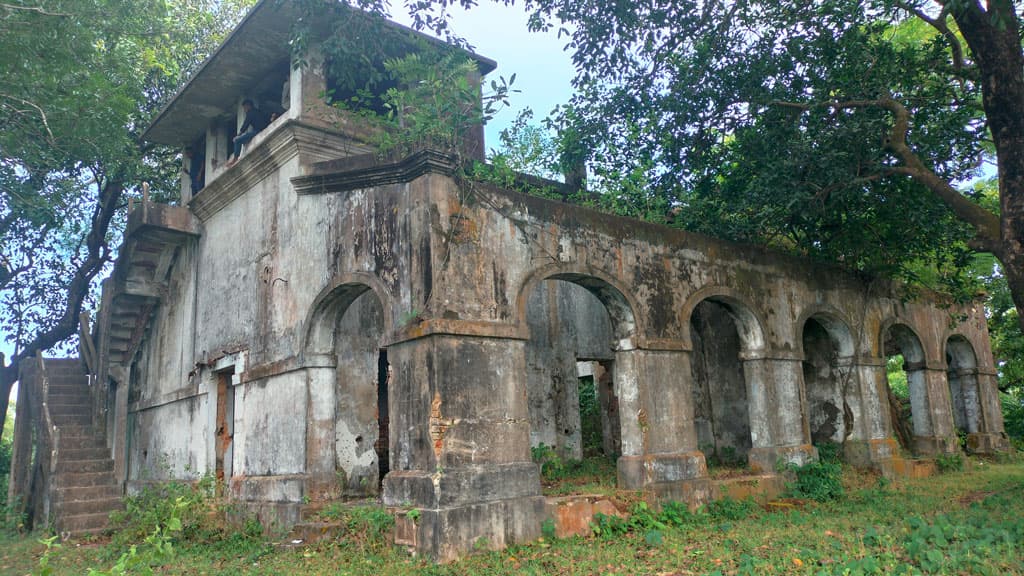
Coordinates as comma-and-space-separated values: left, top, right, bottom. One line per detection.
116, 123, 1009, 561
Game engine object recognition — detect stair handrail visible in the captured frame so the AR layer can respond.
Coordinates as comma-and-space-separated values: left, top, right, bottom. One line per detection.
36, 356, 61, 525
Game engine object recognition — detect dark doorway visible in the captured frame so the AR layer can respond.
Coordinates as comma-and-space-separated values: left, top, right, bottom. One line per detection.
376, 349, 390, 481
690, 300, 752, 466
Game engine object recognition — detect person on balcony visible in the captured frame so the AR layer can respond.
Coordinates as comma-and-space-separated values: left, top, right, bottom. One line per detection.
224, 99, 269, 168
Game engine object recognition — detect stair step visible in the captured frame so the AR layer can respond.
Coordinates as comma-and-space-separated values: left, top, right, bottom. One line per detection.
56, 485, 121, 501
57, 471, 115, 488
58, 497, 123, 517
49, 403, 92, 416
62, 447, 110, 461
45, 374, 89, 383
57, 458, 114, 474
52, 414, 92, 426
47, 383, 90, 391
56, 424, 99, 437
47, 389, 90, 399
60, 526, 110, 539
58, 512, 112, 533
59, 436, 106, 451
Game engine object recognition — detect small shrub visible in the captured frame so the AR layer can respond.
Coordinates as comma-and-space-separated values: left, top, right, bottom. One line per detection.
107, 474, 246, 551
815, 441, 842, 464
785, 460, 844, 502
530, 443, 566, 480
702, 497, 759, 521
643, 529, 663, 548
317, 505, 395, 552
658, 500, 697, 527
935, 452, 964, 473
540, 518, 556, 540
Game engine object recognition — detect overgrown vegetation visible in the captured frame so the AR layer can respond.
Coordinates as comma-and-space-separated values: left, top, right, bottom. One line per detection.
4, 460, 1021, 574
0, 399, 12, 511
97, 475, 269, 573
313, 503, 395, 553
530, 444, 618, 497
577, 376, 603, 457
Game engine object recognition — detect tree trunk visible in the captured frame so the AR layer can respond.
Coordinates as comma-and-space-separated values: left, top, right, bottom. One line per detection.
0, 178, 124, 445
951, 0, 1024, 334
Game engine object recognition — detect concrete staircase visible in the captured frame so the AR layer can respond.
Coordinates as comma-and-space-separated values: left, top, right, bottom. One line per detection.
45, 359, 123, 536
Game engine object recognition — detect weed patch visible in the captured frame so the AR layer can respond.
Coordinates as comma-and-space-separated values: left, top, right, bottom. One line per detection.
314, 504, 394, 552
784, 460, 845, 502
936, 452, 964, 472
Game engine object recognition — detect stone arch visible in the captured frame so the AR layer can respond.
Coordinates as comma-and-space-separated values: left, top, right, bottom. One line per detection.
795, 306, 856, 358
516, 264, 636, 461
945, 335, 981, 436
680, 286, 766, 353
880, 321, 932, 448
302, 272, 394, 358
301, 274, 394, 495
516, 263, 640, 344
799, 311, 857, 446
683, 289, 767, 465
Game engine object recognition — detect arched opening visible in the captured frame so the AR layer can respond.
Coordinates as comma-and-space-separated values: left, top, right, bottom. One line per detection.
946, 336, 981, 439
882, 323, 929, 453
333, 288, 389, 494
801, 316, 855, 448
689, 299, 759, 468
524, 278, 622, 463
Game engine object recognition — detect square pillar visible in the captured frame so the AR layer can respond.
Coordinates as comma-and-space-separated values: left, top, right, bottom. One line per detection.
966, 368, 1011, 454
304, 362, 339, 500
743, 355, 816, 472
614, 348, 710, 504
913, 366, 958, 455
842, 357, 902, 470
381, 334, 543, 562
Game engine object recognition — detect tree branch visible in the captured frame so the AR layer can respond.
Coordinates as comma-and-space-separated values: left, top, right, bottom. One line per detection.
0, 3, 69, 17
769, 96, 1002, 252
894, 1, 965, 72
0, 177, 124, 389
0, 93, 55, 142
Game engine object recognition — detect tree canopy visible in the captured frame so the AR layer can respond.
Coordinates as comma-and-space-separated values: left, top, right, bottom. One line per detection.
0, 0, 255, 439
399, 0, 1024, 332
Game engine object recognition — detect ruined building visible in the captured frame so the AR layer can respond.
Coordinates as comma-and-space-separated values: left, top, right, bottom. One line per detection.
9, 0, 1010, 561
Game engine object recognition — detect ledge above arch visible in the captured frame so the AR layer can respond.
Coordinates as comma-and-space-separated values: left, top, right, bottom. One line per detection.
301, 272, 394, 358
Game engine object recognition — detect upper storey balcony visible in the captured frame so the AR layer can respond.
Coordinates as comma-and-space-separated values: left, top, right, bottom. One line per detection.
141, 0, 496, 210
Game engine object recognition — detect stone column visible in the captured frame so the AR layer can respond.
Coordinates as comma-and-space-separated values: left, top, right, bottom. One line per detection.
743, 352, 816, 472
382, 333, 543, 562
615, 346, 710, 504
842, 356, 901, 470
967, 368, 1011, 454
911, 363, 958, 455
304, 356, 339, 500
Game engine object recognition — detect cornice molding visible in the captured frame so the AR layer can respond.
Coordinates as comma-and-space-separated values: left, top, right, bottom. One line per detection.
291, 149, 457, 195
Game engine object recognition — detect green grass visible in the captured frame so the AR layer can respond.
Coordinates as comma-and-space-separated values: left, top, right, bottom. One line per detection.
3, 459, 1024, 575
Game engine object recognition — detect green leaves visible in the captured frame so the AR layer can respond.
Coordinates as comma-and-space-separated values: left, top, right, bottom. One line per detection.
0, 1, 254, 384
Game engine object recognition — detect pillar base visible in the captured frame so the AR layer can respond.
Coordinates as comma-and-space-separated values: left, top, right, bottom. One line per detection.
748, 444, 816, 473
393, 494, 545, 562
843, 438, 900, 468
617, 451, 708, 490
383, 463, 544, 562
617, 452, 712, 509
966, 432, 1011, 455
913, 435, 958, 456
